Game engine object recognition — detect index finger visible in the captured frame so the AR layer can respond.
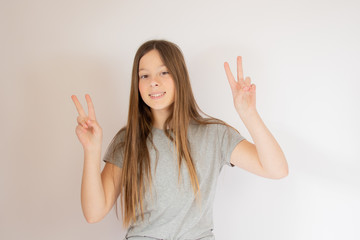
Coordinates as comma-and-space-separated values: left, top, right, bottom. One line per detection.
71, 95, 87, 117
85, 94, 97, 120
224, 62, 236, 88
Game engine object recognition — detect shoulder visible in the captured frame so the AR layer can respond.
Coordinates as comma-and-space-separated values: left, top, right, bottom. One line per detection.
199, 121, 238, 135
188, 120, 235, 138
108, 126, 127, 147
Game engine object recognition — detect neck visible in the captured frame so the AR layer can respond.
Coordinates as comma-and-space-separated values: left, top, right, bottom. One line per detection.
151, 108, 171, 129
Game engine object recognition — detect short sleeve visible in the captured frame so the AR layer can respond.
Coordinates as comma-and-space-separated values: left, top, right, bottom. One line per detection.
218, 124, 246, 167
102, 130, 126, 169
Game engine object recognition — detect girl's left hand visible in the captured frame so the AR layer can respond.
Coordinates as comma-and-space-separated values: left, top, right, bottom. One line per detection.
224, 56, 257, 116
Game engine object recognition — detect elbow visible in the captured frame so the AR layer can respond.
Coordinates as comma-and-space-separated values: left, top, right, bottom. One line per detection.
81, 202, 107, 224
85, 215, 103, 224
86, 217, 98, 224
272, 172, 288, 179
83, 211, 105, 224
270, 157, 289, 179
270, 168, 289, 179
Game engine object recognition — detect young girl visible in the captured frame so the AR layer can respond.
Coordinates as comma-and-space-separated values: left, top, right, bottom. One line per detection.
71, 40, 288, 240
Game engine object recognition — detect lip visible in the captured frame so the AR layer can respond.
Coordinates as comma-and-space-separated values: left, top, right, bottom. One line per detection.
149, 92, 166, 99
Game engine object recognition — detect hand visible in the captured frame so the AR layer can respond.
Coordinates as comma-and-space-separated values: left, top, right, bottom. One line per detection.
224, 56, 257, 116
71, 94, 103, 152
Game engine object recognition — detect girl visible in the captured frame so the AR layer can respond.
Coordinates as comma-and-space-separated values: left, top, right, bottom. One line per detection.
71, 40, 288, 240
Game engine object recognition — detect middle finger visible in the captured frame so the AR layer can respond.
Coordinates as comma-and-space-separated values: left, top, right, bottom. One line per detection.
71, 95, 87, 117
237, 56, 244, 82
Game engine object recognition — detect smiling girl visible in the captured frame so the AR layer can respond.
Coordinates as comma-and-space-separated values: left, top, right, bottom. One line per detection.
71, 39, 288, 240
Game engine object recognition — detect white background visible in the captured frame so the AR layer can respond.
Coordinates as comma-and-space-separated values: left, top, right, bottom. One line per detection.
1, 0, 359, 239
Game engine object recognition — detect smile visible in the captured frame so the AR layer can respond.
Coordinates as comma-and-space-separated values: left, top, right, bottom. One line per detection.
149, 92, 166, 99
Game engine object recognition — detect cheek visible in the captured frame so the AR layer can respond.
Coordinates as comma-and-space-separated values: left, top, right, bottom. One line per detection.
169, 79, 176, 98
138, 82, 146, 99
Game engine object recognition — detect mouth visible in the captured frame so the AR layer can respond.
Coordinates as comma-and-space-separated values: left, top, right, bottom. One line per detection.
149, 92, 166, 99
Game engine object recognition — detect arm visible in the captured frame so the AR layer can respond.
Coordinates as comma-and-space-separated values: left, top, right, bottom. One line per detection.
230, 110, 288, 179
71, 94, 122, 223
224, 57, 288, 179
81, 150, 122, 223
81, 150, 106, 223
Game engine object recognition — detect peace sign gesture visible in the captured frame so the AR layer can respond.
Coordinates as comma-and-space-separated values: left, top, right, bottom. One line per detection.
71, 94, 103, 152
224, 56, 257, 117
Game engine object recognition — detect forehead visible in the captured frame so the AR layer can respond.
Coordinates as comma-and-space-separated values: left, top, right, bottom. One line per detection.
139, 50, 165, 70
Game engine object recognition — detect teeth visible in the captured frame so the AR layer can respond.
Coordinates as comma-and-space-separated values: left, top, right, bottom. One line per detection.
149, 92, 165, 97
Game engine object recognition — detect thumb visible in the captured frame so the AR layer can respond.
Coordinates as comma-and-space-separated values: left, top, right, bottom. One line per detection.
85, 119, 101, 131
250, 84, 256, 92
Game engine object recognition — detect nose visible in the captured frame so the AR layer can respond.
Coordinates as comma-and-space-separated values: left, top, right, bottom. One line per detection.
150, 76, 159, 87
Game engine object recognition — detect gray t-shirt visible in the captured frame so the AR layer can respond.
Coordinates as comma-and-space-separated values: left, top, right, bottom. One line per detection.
103, 123, 246, 240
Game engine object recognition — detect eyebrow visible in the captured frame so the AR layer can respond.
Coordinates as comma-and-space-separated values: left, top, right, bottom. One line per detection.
139, 65, 167, 72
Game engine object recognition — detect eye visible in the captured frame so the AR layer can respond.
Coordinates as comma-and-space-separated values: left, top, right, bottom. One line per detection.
140, 75, 148, 79
161, 71, 169, 76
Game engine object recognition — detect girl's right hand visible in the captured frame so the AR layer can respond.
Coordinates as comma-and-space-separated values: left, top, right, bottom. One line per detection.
71, 94, 103, 152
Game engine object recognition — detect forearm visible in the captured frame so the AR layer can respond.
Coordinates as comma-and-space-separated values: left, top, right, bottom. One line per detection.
239, 110, 288, 178
81, 150, 106, 223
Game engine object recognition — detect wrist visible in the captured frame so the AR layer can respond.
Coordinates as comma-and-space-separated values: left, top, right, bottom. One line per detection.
238, 108, 258, 120
84, 146, 102, 156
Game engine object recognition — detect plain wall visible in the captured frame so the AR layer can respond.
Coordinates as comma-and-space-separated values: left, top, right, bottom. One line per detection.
1, 0, 359, 239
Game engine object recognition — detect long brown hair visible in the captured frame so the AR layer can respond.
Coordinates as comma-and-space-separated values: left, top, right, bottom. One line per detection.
108, 39, 230, 228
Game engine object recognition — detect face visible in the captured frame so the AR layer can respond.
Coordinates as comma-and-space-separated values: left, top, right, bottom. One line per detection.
138, 49, 175, 116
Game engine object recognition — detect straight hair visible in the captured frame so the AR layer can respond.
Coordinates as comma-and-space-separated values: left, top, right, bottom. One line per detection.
108, 39, 234, 228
